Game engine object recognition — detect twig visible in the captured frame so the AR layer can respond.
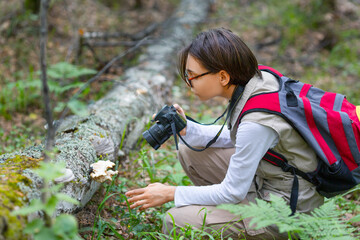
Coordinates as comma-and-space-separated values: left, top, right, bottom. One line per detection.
40, 0, 55, 156
76, 22, 159, 60
76, 22, 159, 61
83, 42, 104, 63
40, 0, 53, 227
130, 22, 159, 40
57, 36, 151, 126
89, 39, 155, 48
82, 22, 159, 41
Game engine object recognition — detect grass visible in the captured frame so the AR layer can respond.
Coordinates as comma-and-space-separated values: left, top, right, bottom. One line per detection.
0, 124, 43, 155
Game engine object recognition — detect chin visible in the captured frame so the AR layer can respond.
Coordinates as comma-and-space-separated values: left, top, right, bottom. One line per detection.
193, 92, 214, 101
197, 95, 211, 101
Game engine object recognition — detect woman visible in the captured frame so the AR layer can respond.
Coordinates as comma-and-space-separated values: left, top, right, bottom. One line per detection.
125, 28, 324, 239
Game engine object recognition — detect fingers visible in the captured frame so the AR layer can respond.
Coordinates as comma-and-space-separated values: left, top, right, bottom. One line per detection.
173, 103, 183, 113
173, 104, 187, 136
125, 187, 149, 210
152, 104, 185, 121
173, 103, 186, 119
125, 188, 145, 197
126, 192, 147, 210
139, 203, 152, 211
125, 183, 173, 211
129, 199, 147, 209
127, 194, 144, 203
126, 193, 153, 210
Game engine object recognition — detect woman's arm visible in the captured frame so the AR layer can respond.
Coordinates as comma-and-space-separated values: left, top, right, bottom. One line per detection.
125, 122, 278, 210
174, 121, 279, 206
180, 120, 234, 148
174, 103, 234, 148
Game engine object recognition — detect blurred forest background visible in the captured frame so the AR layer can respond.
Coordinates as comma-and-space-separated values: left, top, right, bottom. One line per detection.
0, 0, 360, 239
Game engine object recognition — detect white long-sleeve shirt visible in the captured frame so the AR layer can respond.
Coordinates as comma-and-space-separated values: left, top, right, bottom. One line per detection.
174, 120, 279, 207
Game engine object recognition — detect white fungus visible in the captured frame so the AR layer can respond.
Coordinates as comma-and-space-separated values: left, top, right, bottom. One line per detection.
90, 160, 118, 183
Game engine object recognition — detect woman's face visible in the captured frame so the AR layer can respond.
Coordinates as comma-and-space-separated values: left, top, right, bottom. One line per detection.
185, 55, 225, 101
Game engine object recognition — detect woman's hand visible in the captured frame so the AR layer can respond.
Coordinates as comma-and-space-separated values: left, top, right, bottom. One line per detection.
152, 104, 187, 136
173, 103, 187, 136
125, 183, 176, 210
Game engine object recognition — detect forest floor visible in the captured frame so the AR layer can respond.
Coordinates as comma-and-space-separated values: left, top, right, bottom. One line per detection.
1, 0, 360, 239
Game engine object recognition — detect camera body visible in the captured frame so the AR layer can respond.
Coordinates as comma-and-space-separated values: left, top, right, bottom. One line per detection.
142, 105, 187, 150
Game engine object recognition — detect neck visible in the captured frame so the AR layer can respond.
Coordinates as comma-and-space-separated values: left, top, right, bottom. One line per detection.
223, 85, 237, 100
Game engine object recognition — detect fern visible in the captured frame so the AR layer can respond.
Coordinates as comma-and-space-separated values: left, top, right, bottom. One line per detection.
218, 195, 358, 239
47, 62, 96, 79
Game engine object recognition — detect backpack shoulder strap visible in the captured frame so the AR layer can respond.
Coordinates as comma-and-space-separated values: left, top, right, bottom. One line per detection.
236, 65, 285, 126
258, 65, 284, 77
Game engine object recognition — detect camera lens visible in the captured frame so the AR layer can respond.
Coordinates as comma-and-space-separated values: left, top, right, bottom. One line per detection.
142, 130, 160, 150
142, 123, 170, 150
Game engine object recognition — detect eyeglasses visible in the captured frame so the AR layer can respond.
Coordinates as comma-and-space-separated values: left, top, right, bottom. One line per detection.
184, 70, 212, 87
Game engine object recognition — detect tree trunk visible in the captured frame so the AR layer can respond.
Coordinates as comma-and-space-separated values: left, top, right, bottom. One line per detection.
0, 0, 212, 239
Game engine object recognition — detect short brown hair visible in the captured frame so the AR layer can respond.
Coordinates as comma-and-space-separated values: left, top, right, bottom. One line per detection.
178, 28, 261, 87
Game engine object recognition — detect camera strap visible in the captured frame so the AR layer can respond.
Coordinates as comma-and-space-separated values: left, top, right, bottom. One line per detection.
175, 85, 244, 152
185, 110, 227, 126
170, 113, 226, 151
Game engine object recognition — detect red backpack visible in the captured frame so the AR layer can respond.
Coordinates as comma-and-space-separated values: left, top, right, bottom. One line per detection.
237, 66, 360, 214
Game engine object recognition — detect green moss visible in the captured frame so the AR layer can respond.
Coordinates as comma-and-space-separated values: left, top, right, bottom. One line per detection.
0, 155, 42, 239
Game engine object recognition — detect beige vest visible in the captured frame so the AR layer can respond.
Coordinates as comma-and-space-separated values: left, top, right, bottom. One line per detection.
228, 72, 324, 213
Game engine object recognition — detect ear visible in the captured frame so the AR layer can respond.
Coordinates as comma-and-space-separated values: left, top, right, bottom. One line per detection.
219, 70, 230, 87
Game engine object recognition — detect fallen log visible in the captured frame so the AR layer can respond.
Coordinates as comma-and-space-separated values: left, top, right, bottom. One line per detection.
0, 0, 212, 239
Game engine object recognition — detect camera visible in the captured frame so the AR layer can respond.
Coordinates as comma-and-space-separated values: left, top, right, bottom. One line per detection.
142, 105, 187, 150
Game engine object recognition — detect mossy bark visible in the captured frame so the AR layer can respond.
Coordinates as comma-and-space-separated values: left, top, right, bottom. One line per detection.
0, 0, 212, 239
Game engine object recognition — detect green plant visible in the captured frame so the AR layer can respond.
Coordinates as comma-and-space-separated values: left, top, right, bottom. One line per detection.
139, 209, 229, 240
218, 194, 359, 240
5, 9, 39, 37
159, 161, 191, 186
88, 145, 190, 239
134, 147, 190, 186
250, 0, 336, 50
320, 31, 360, 78
335, 185, 360, 217
12, 161, 81, 240
0, 62, 97, 119
92, 188, 169, 238
0, 125, 43, 155
91, 191, 124, 239
139, 149, 158, 183
0, 69, 40, 119
47, 62, 96, 80
90, 159, 125, 239
121, 195, 166, 235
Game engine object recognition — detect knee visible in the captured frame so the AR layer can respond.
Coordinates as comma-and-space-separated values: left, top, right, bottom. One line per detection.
178, 143, 194, 165
178, 143, 191, 158
162, 206, 205, 235
162, 208, 178, 235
